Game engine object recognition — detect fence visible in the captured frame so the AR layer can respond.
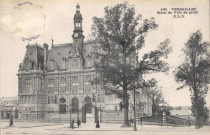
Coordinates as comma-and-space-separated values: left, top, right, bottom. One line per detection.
140, 115, 192, 126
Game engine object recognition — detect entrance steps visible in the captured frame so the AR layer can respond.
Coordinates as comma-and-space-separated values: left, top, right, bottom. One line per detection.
86, 113, 95, 123
83, 113, 95, 128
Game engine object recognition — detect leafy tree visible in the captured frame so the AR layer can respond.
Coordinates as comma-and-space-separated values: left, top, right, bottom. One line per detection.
151, 88, 164, 116
145, 80, 172, 116
191, 97, 209, 127
92, 2, 171, 126
174, 30, 210, 128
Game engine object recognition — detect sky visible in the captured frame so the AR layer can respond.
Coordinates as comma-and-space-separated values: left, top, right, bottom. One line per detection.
0, 0, 209, 106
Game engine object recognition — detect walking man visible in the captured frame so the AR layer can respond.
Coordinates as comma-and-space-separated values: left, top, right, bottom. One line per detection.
77, 119, 81, 128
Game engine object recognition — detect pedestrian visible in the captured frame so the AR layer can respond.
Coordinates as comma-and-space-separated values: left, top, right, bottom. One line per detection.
9, 114, 14, 127
77, 119, 81, 128
129, 117, 133, 126
188, 121, 191, 127
96, 120, 100, 128
140, 117, 142, 126
72, 119, 74, 129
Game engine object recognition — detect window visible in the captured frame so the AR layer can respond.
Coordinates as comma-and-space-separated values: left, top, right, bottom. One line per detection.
62, 58, 66, 69
84, 75, 91, 92
25, 79, 33, 92
72, 76, 79, 94
72, 83, 78, 94
60, 78, 66, 93
54, 96, 57, 104
48, 96, 50, 104
87, 56, 91, 67
48, 79, 55, 93
50, 60, 54, 70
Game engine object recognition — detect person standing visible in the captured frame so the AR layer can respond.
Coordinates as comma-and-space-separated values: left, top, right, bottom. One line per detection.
96, 120, 100, 128
9, 114, 14, 127
72, 119, 74, 129
77, 119, 81, 128
129, 117, 133, 126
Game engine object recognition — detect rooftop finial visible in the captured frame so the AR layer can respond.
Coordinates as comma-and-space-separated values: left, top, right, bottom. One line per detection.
51, 38, 54, 47
76, 4, 80, 12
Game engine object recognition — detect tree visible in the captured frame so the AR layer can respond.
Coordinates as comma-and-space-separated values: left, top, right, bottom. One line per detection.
145, 79, 172, 116
174, 30, 210, 128
92, 2, 171, 127
151, 88, 164, 116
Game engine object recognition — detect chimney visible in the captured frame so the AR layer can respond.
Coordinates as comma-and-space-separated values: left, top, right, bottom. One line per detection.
43, 43, 49, 70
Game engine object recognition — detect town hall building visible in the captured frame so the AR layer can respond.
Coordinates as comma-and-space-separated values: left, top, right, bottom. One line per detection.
17, 4, 152, 122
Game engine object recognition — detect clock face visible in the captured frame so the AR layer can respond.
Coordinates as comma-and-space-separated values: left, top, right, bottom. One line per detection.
74, 33, 78, 37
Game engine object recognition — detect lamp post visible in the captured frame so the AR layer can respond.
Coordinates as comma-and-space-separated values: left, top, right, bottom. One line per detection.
69, 103, 73, 129
100, 105, 102, 122
133, 88, 137, 131
82, 101, 85, 123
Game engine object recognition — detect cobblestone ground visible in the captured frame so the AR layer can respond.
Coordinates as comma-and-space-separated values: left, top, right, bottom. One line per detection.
1, 120, 210, 135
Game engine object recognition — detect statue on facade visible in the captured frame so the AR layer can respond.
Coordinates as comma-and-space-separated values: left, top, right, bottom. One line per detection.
19, 63, 23, 70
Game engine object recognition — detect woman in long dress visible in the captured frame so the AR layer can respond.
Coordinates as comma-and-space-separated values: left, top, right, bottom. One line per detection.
9, 114, 13, 127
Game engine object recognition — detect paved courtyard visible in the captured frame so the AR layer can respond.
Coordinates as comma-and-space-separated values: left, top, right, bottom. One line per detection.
0, 120, 210, 135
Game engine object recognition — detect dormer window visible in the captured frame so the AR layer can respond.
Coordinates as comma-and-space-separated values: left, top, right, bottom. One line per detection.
50, 60, 54, 65
62, 58, 66, 69
50, 60, 54, 70
87, 55, 91, 67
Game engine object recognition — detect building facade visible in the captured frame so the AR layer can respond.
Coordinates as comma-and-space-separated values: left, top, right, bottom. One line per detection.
17, 4, 152, 121
0, 97, 19, 119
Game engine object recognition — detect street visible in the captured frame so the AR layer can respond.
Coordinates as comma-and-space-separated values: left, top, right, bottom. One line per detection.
1, 120, 210, 135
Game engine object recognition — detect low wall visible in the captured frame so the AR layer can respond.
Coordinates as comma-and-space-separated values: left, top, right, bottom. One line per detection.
101, 110, 135, 123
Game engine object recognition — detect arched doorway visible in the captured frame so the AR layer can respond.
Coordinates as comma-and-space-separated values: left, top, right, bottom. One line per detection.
59, 98, 66, 114
84, 96, 92, 113
72, 97, 79, 113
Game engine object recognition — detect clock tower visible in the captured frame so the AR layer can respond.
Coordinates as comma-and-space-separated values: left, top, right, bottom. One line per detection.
72, 4, 84, 54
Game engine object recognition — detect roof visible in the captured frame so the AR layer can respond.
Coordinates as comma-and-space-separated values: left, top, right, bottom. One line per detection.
74, 12, 82, 19
74, 4, 82, 19
0, 97, 18, 102
26, 43, 44, 49
19, 43, 45, 71
47, 43, 82, 70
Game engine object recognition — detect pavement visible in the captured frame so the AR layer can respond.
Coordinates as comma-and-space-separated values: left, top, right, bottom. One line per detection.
0, 120, 210, 135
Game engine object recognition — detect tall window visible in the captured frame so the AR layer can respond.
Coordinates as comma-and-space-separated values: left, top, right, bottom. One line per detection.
25, 79, 33, 92
72, 76, 79, 94
48, 79, 55, 94
86, 55, 91, 67
48, 96, 50, 104
84, 75, 91, 92
54, 95, 57, 104
76, 20, 81, 27
50, 60, 54, 70
62, 58, 66, 69
60, 78, 66, 93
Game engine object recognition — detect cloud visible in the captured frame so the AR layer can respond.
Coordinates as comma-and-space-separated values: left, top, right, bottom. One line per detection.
1, 2, 45, 42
